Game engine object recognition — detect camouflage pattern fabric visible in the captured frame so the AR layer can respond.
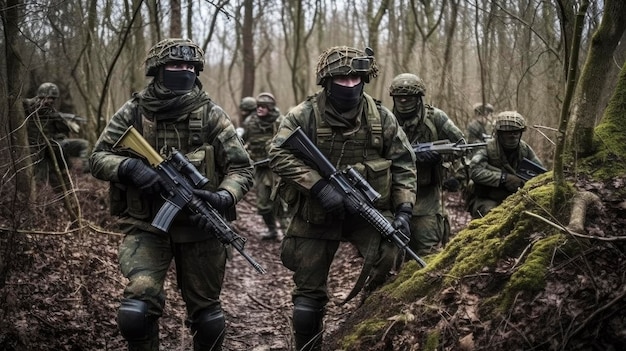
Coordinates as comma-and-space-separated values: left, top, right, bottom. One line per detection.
242, 110, 282, 214
90, 86, 253, 318
398, 104, 465, 254
468, 137, 542, 218
268, 91, 416, 302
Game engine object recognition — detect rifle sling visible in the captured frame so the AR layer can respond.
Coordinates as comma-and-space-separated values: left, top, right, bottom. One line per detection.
338, 232, 380, 305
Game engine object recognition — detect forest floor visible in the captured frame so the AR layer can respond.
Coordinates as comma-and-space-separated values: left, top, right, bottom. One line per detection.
1, 169, 623, 350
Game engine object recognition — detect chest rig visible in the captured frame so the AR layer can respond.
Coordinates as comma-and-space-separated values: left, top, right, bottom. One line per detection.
245, 115, 279, 160
310, 94, 384, 168
405, 105, 439, 144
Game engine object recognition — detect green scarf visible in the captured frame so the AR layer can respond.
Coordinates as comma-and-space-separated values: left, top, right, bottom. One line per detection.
134, 79, 212, 121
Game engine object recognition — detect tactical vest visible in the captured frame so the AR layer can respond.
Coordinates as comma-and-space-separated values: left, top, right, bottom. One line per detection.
408, 105, 440, 186
244, 114, 280, 161
405, 105, 439, 145
110, 101, 224, 227
308, 94, 393, 212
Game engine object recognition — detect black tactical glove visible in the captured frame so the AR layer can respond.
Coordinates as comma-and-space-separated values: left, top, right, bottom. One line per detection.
193, 189, 234, 213
415, 150, 442, 164
311, 179, 345, 217
442, 177, 461, 192
189, 213, 212, 232
500, 172, 524, 192
118, 158, 164, 195
392, 203, 413, 237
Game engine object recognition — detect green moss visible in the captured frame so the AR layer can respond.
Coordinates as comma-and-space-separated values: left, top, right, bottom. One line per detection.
498, 233, 567, 309
423, 330, 441, 351
340, 318, 388, 349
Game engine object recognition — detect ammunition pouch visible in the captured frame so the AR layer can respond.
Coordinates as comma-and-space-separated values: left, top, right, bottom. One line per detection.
363, 158, 392, 210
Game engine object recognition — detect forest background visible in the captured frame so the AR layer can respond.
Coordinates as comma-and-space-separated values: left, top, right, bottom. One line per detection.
4, 0, 621, 166
2, 0, 626, 349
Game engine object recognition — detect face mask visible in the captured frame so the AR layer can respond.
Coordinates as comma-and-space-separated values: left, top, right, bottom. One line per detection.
328, 81, 364, 112
393, 96, 419, 114
498, 131, 522, 149
162, 70, 196, 94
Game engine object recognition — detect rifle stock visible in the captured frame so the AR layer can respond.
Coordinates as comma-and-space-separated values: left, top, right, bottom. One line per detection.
279, 127, 427, 268
113, 126, 266, 274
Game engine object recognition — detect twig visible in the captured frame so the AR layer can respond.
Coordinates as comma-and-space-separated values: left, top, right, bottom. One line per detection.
561, 287, 626, 349
524, 211, 625, 241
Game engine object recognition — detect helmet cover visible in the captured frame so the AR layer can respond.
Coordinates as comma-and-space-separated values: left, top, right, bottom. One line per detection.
388, 73, 426, 96
145, 38, 204, 76
37, 82, 60, 98
494, 111, 526, 131
315, 46, 378, 85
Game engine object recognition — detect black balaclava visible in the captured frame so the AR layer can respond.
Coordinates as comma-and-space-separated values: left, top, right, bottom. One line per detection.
327, 80, 364, 113
161, 68, 197, 95
393, 95, 423, 123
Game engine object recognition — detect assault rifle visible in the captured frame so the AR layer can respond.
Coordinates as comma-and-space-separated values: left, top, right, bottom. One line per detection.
279, 127, 427, 268
412, 139, 486, 156
114, 126, 266, 274
516, 157, 547, 181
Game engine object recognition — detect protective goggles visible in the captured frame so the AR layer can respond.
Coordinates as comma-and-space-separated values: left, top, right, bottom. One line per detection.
167, 45, 203, 62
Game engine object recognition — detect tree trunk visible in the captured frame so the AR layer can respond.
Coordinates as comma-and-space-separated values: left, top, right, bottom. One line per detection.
566, 0, 626, 158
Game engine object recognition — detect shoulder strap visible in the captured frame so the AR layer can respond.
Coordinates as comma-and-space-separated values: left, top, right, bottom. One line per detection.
423, 105, 439, 141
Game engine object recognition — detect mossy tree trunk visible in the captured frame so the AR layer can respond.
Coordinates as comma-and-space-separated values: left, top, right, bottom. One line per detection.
593, 60, 626, 170
565, 0, 626, 159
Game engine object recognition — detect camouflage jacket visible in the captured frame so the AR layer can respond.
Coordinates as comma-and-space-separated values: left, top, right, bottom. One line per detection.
469, 137, 542, 199
242, 110, 282, 161
90, 91, 253, 235
23, 98, 72, 145
268, 91, 416, 228
400, 105, 465, 215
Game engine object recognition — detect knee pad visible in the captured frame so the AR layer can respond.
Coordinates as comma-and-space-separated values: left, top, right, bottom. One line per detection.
190, 306, 226, 350
117, 298, 157, 341
293, 297, 324, 335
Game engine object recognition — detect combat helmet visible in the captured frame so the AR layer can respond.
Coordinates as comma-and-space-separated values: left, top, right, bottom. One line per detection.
389, 73, 427, 96
256, 92, 276, 109
473, 102, 494, 115
315, 46, 378, 85
145, 38, 204, 76
240, 96, 257, 112
37, 82, 60, 98
494, 111, 526, 132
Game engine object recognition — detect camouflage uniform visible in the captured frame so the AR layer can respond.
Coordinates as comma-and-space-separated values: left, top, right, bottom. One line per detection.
389, 73, 465, 255
468, 111, 543, 218
90, 38, 253, 351
268, 46, 416, 351
24, 82, 90, 185
467, 102, 494, 144
242, 92, 283, 239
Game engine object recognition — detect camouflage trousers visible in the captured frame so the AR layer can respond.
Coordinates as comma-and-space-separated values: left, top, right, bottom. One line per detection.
118, 226, 227, 319
280, 214, 398, 305
407, 213, 450, 255
254, 166, 275, 214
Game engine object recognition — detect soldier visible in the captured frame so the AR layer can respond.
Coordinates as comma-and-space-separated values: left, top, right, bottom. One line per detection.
389, 73, 466, 255
467, 102, 494, 143
239, 96, 257, 120
268, 46, 417, 351
467, 111, 543, 218
23, 82, 90, 185
89, 38, 253, 351
242, 92, 283, 240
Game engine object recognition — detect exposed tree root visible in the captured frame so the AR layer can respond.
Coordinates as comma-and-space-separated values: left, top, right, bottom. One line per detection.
566, 190, 603, 233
